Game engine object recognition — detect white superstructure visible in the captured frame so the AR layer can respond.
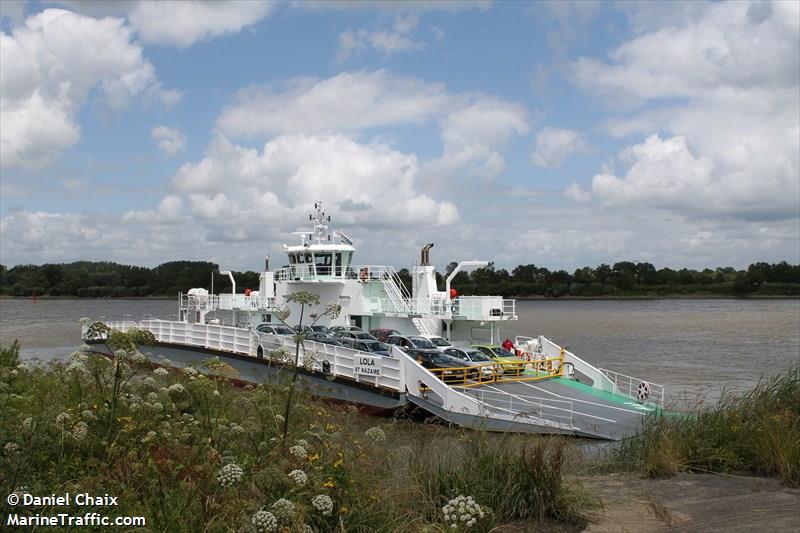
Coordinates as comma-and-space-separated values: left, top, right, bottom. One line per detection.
181, 202, 517, 345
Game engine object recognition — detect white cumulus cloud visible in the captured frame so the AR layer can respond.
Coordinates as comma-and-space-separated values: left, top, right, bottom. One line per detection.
217, 70, 449, 138
217, 70, 529, 180
151, 125, 186, 156
127, 0, 274, 48
531, 127, 588, 167
170, 132, 458, 233
338, 14, 425, 61
566, 0, 799, 223
0, 8, 176, 169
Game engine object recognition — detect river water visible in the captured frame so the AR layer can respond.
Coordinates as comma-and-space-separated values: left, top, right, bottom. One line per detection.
1, 297, 798, 405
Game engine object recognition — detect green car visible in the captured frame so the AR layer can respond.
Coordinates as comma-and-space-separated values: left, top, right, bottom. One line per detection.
471, 344, 526, 374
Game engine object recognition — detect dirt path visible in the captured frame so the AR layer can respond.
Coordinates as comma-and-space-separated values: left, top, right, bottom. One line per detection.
581, 472, 800, 532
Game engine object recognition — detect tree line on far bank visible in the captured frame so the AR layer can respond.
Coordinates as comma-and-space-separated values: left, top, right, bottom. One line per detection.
0, 260, 798, 298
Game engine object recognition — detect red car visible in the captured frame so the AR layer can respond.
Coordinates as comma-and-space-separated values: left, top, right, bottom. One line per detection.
369, 328, 402, 342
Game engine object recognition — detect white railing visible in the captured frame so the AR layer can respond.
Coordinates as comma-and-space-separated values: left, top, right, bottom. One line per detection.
539, 336, 616, 394
599, 368, 665, 408
381, 268, 411, 314
274, 264, 402, 282
98, 319, 406, 392
451, 296, 517, 321
256, 335, 405, 392
180, 292, 275, 312
469, 389, 574, 427
366, 295, 517, 321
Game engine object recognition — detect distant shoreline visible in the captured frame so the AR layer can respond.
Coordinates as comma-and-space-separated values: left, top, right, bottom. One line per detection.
1, 294, 798, 301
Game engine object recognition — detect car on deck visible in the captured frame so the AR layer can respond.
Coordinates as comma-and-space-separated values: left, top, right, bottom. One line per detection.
329, 325, 364, 334
339, 338, 391, 356
304, 332, 344, 346
369, 328, 402, 342
471, 344, 526, 373
443, 347, 502, 377
335, 331, 378, 341
296, 324, 331, 335
421, 335, 454, 351
256, 324, 296, 335
413, 350, 479, 382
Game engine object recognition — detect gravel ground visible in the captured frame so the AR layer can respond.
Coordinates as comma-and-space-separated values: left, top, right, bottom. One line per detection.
581, 472, 800, 532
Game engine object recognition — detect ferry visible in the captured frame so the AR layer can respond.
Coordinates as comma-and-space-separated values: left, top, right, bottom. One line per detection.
84, 203, 665, 440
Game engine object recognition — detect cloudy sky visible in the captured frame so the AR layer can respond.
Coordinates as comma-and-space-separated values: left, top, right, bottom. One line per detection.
1, 0, 798, 272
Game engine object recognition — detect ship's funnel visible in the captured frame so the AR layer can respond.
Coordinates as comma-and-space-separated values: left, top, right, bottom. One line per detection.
420, 243, 434, 266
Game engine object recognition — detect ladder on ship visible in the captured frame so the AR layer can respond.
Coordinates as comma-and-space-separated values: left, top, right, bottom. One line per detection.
380, 267, 412, 315
412, 317, 434, 336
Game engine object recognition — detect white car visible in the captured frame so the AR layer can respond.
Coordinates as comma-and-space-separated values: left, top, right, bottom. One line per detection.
255, 323, 295, 335
421, 335, 453, 352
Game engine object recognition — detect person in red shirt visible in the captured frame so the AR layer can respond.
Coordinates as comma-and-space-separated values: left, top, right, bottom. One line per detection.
502, 338, 514, 352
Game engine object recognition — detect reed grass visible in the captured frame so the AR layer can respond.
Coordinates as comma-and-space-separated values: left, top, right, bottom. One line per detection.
606, 365, 800, 486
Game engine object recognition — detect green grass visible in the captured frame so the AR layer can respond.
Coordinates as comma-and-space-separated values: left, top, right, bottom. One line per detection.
0, 341, 594, 532
604, 366, 800, 486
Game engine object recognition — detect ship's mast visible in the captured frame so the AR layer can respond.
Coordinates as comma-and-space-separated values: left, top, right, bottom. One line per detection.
311, 201, 331, 244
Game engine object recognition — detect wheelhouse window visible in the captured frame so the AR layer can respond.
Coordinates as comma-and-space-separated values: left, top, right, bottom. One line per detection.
314, 253, 332, 275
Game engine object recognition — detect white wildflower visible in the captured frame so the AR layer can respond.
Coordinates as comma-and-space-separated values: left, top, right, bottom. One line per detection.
16, 362, 30, 371
141, 431, 157, 443
153, 368, 169, 376
216, 463, 244, 487
364, 426, 386, 443
442, 495, 484, 529
288, 469, 308, 486
114, 349, 127, 359
289, 445, 307, 459
311, 494, 333, 516
275, 414, 284, 424
150, 402, 164, 413
56, 412, 71, 425
143, 377, 157, 388
271, 498, 295, 520
160, 359, 172, 367
182, 366, 198, 376
295, 439, 309, 448
230, 424, 245, 434
146, 392, 159, 402
167, 383, 186, 394
4, 442, 19, 454
71, 422, 89, 441
82, 410, 96, 422
22, 418, 33, 431
251, 510, 277, 532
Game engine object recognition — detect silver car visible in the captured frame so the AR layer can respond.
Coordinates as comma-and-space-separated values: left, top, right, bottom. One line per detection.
443, 347, 502, 377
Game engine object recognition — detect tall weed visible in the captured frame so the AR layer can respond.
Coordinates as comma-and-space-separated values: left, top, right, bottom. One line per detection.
607, 366, 800, 486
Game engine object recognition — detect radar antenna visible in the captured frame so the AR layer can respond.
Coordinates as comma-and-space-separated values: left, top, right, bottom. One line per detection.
311, 201, 330, 244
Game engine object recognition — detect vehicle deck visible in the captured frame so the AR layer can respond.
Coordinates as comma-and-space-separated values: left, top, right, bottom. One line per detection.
454, 376, 658, 440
